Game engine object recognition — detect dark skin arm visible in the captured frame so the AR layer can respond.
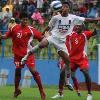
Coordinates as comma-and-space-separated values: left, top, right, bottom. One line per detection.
42, 26, 51, 35
85, 17, 100, 23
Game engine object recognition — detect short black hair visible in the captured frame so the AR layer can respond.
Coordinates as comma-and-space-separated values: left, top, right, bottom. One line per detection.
20, 12, 28, 19
62, 1, 70, 8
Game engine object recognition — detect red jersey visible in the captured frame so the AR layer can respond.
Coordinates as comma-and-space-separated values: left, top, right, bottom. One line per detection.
66, 31, 93, 62
5, 24, 42, 56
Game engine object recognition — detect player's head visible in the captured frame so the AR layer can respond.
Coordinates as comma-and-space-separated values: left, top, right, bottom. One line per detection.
74, 23, 85, 34
20, 12, 29, 26
61, 1, 70, 14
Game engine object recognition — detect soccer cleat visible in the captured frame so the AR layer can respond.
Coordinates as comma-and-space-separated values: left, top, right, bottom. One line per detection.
51, 93, 63, 99
77, 92, 81, 97
87, 94, 93, 100
66, 84, 74, 91
14, 89, 21, 98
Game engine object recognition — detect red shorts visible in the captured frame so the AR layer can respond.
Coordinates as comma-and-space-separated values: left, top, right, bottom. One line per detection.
70, 57, 89, 72
14, 54, 35, 68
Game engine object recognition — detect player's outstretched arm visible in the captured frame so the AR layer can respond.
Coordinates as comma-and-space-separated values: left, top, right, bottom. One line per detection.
85, 17, 100, 22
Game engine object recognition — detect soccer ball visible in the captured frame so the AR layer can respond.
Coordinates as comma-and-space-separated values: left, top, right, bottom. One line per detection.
50, 0, 62, 11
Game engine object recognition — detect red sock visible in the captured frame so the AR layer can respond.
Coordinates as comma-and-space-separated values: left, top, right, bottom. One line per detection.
32, 71, 44, 93
15, 68, 21, 91
73, 77, 79, 91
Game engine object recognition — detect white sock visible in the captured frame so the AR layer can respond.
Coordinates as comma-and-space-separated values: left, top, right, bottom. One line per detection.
31, 44, 39, 53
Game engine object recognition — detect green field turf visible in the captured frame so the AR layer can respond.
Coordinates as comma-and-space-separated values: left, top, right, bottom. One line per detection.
0, 86, 99, 100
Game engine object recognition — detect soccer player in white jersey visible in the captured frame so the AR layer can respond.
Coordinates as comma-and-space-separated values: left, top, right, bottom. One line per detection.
21, 1, 100, 100
50, 0, 74, 92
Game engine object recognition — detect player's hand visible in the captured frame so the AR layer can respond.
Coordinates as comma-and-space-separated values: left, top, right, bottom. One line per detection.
21, 54, 28, 65
44, 31, 50, 37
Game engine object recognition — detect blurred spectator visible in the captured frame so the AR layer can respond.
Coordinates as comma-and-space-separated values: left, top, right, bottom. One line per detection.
72, 3, 79, 15
79, 3, 88, 17
8, 17, 16, 30
2, 7, 12, 31
2, 0, 13, 12
87, 3, 98, 18
13, 0, 21, 23
36, 0, 43, 10
31, 9, 44, 25
27, 1, 36, 18
21, 0, 28, 13
42, 0, 50, 18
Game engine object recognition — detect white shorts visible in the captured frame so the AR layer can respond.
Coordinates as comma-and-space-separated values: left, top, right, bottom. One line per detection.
46, 36, 69, 55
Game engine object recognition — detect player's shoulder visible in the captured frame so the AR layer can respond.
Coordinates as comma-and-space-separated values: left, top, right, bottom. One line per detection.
10, 24, 18, 32
28, 26, 34, 29
53, 14, 61, 18
28, 26, 38, 31
68, 14, 76, 17
82, 30, 91, 35
71, 31, 77, 35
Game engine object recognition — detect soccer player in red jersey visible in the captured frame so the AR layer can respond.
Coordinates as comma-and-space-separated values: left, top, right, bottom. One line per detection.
0, 13, 45, 100
68, 24, 97, 100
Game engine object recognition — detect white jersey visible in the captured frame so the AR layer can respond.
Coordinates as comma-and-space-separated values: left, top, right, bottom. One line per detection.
48, 14, 85, 42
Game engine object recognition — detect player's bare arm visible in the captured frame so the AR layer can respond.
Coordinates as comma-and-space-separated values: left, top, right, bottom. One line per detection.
85, 17, 100, 22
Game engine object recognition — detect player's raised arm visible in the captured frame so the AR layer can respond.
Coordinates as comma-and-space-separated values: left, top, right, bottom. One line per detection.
85, 17, 100, 22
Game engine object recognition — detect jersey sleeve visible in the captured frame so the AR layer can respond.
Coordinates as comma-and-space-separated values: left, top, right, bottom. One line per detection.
48, 16, 57, 29
75, 15, 85, 21
32, 28, 42, 41
73, 15, 85, 25
84, 31, 93, 39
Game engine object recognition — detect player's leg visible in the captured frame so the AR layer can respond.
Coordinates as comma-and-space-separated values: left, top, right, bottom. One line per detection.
65, 65, 74, 91
21, 38, 49, 65
71, 71, 81, 96
14, 55, 23, 98
58, 50, 70, 71
31, 38, 49, 53
70, 63, 81, 96
51, 66, 65, 99
79, 57, 92, 100
58, 67, 65, 96
14, 68, 22, 98
29, 67, 46, 100
81, 69, 92, 100
57, 50, 70, 91
27, 55, 45, 100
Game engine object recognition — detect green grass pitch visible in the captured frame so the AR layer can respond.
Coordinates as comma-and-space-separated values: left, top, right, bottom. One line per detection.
0, 86, 99, 100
